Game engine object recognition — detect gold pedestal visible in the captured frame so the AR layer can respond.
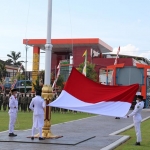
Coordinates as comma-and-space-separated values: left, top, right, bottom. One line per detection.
41, 85, 62, 139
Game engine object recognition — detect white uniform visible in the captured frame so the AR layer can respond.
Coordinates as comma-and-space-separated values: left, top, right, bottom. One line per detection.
8, 95, 18, 134
128, 101, 144, 142
29, 95, 45, 137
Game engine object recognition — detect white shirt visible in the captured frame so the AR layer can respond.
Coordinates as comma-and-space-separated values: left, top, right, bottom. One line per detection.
29, 95, 46, 115
8, 95, 18, 114
128, 101, 144, 123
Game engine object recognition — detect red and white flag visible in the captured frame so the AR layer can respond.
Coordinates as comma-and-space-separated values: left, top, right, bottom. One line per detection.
49, 67, 139, 117
110, 46, 120, 85
114, 46, 120, 65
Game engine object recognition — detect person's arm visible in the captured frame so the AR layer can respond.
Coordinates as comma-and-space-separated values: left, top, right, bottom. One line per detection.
29, 99, 34, 111
127, 105, 139, 118
9, 97, 15, 109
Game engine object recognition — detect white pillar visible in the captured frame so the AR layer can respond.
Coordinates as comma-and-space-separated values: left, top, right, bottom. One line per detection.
44, 0, 53, 85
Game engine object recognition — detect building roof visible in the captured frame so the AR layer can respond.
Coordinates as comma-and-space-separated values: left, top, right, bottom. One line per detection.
0, 59, 18, 70
23, 38, 113, 53
103, 53, 150, 65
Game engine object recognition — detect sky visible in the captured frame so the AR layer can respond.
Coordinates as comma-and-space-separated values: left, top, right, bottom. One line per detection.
0, 0, 150, 71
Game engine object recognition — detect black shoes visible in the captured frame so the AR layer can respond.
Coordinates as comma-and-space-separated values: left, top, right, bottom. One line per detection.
8, 133, 17, 137
115, 117, 120, 119
135, 142, 140, 146
31, 137, 45, 140
39, 137, 45, 140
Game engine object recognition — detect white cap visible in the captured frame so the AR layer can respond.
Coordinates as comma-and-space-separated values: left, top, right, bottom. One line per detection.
136, 92, 141, 95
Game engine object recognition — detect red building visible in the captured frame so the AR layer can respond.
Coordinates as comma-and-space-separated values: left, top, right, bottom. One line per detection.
23, 38, 112, 82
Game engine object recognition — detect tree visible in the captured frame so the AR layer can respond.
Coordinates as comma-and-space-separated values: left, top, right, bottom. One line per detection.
0, 62, 7, 81
32, 76, 43, 92
77, 61, 97, 82
10, 72, 25, 83
6, 51, 24, 67
56, 75, 64, 90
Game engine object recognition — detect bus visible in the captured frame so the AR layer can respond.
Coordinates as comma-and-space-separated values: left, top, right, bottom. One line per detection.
14, 80, 32, 93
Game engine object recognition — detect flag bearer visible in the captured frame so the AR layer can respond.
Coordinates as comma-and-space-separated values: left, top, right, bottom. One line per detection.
8, 89, 18, 137
127, 95, 144, 146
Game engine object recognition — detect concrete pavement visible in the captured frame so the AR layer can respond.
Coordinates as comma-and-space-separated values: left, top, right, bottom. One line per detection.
0, 109, 150, 150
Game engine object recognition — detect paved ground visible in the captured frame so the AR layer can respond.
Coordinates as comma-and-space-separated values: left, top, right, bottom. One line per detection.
0, 109, 150, 150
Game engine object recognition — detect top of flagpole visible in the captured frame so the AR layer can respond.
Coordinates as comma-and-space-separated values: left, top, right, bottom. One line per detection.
46, 0, 52, 44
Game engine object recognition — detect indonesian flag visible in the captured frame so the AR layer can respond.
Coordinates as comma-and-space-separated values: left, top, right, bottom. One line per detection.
49, 67, 139, 117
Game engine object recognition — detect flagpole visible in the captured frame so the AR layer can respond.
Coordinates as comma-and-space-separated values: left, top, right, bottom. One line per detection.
40, 0, 59, 138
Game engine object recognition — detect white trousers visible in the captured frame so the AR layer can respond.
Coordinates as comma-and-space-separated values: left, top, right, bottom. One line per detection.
31, 114, 44, 138
134, 121, 141, 142
9, 113, 17, 133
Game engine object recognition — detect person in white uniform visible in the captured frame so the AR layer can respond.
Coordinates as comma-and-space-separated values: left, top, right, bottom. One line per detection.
29, 90, 46, 140
127, 95, 144, 146
8, 88, 18, 137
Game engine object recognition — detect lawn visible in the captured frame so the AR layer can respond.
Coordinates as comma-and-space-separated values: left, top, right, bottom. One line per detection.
0, 111, 94, 132
115, 118, 150, 150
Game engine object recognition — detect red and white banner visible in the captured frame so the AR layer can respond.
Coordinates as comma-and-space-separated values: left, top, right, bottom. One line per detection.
49, 67, 139, 117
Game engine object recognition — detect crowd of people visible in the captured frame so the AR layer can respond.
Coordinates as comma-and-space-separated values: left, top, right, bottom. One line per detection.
0, 92, 34, 112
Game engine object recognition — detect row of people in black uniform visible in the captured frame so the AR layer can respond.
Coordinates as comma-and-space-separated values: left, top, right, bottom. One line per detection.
0, 92, 35, 112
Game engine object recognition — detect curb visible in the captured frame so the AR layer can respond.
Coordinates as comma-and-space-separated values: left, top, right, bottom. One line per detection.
101, 116, 150, 150
100, 136, 130, 150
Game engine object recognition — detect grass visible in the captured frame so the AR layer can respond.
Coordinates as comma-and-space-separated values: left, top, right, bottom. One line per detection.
0, 110, 94, 132
115, 118, 150, 150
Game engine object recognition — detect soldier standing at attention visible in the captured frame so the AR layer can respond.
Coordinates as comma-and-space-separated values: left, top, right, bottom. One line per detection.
24, 94, 28, 112
0, 91, 3, 111
28, 94, 32, 112
3, 94, 7, 111
18, 94, 22, 111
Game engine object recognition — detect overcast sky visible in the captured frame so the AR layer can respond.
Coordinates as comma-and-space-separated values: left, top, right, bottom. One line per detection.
0, 0, 150, 70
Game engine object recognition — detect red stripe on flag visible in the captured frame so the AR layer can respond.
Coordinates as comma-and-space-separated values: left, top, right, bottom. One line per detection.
64, 67, 139, 104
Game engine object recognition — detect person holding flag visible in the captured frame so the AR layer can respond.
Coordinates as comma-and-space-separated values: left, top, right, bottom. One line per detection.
82, 50, 87, 76
29, 89, 46, 140
126, 95, 144, 146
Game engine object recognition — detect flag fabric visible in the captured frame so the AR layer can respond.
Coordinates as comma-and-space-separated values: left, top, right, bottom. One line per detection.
49, 67, 139, 117
52, 62, 60, 89
82, 50, 87, 76
114, 46, 120, 65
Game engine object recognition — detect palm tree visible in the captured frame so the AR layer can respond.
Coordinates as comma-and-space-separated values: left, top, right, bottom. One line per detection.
6, 51, 24, 66
0, 62, 7, 81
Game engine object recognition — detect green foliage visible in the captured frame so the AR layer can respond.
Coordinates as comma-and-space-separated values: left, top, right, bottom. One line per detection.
115, 119, 150, 150
56, 75, 64, 89
11, 73, 25, 83
32, 76, 42, 91
0, 62, 7, 81
77, 61, 97, 81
